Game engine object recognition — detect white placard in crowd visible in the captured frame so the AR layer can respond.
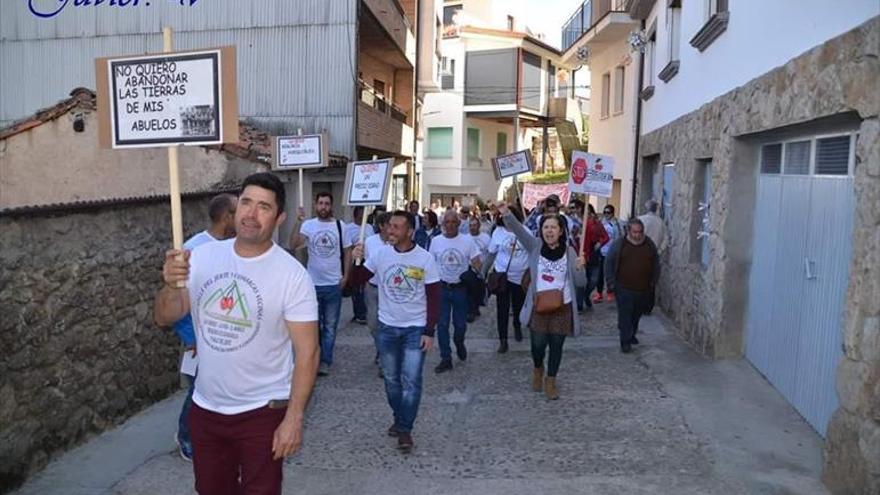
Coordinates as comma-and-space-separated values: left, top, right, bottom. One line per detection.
492, 150, 533, 180
274, 134, 327, 169
569, 150, 615, 198
99, 49, 238, 148
344, 158, 394, 206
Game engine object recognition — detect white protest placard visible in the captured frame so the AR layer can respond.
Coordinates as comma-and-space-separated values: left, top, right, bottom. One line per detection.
492, 150, 533, 180
96, 47, 238, 149
569, 150, 615, 198
344, 158, 394, 206
274, 133, 327, 169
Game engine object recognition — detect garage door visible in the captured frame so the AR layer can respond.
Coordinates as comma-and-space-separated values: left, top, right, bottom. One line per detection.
745, 132, 855, 437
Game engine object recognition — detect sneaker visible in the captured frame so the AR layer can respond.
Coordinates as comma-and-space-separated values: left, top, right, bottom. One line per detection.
397, 432, 414, 452
317, 363, 330, 377
605, 292, 615, 302
630, 336, 639, 345
620, 342, 633, 354
377, 366, 384, 379
592, 293, 604, 304
514, 327, 523, 342
497, 340, 509, 354
434, 360, 453, 374
454, 341, 467, 361
387, 424, 400, 437
355, 317, 367, 325
466, 313, 476, 323
174, 433, 193, 462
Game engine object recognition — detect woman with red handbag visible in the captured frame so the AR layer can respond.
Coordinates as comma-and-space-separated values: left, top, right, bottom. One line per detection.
496, 201, 586, 400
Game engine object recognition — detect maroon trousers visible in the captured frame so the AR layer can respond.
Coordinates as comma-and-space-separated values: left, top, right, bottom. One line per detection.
189, 403, 285, 495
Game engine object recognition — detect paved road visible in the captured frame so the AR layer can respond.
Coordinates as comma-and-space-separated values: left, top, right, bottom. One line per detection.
15, 299, 829, 494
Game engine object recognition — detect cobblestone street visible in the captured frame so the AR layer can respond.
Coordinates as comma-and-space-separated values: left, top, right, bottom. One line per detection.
15, 301, 829, 495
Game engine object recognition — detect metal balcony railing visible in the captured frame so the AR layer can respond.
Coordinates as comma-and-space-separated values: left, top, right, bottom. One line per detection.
359, 79, 408, 124
560, 0, 628, 51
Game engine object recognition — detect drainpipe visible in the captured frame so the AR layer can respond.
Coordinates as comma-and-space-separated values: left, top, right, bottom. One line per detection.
630, 19, 645, 219
411, 0, 421, 202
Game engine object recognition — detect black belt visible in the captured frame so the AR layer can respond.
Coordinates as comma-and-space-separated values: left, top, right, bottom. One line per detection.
441, 281, 464, 289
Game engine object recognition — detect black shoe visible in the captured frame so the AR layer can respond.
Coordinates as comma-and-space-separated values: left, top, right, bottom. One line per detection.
434, 360, 453, 373
466, 314, 476, 323
630, 336, 639, 345
397, 432, 414, 452
454, 340, 467, 361
514, 327, 523, 342
621, 343, 633, 354
387, 424, 399, 437
497, 340, 509, 354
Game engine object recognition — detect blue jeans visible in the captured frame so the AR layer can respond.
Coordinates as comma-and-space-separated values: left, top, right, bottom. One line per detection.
375, 323, 426, 433
437, 285, 467, 361
315, 285, 342, 366
351, 285, 367, 321
178, 373, 195, 449
576, 264, 601, 311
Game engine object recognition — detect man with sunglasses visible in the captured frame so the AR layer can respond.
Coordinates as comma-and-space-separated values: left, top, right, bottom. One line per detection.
595, 204, 623, 303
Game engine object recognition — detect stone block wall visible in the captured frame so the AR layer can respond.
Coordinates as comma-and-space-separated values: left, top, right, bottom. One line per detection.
637, 17, 879, 493
0, 196, 212, 491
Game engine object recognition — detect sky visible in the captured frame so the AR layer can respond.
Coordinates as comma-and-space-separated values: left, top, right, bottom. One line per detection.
524, 0, 587, 49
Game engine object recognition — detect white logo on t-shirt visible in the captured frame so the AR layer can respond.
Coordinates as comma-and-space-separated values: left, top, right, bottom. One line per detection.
438, 248, 466, 280
195, 272, 264, 353
382, 264, 424, 303
312, 230, 338, 258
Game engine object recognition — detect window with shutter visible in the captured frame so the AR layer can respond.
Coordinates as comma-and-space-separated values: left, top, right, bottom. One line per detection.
815, 136, 851, 175
761, 144, 782, 174
784, 141, 811, 175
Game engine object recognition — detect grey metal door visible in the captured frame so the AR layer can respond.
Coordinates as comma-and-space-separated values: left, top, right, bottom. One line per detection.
746, 135, 854, 437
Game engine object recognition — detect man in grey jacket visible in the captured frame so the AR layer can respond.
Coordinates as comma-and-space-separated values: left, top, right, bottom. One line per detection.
604, 218, 660, 353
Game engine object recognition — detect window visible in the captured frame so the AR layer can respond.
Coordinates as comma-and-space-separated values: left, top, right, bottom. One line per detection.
465, 49, 518, 105
816, 136, 851, 175
641, 25, 657, 100
443, 4, 462, 36
521, 51, 542, 111
662, 163, 675, 222
613, 66, 625, 114
600, 72, 611, 118
467, 128, 481, 163
659, 2, 681, 82
507, 15, 515, 31
695, 160, 712, 267
441, 57, 455, 90
496, 132, 508, 156
427, 127, 453, 158
691, 0, 729, 51
760, 144, 782, 174
373, 79, 386, 113
760, 133, 854, 176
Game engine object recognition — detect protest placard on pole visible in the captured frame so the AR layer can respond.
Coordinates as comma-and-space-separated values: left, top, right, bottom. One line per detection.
569, 150, 615, 198
492, 149, 532, 209
95, 29, 239, 286
345, 156, 393, 264
272, 129, 328, 208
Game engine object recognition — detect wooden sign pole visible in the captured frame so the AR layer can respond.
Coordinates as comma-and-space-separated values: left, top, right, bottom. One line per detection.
354, 155, 378, 266
164, 26, 185, 288
297, 128, 304, 209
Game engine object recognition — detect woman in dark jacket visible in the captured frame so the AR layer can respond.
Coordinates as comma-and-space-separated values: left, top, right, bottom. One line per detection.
497, 201, 585, 400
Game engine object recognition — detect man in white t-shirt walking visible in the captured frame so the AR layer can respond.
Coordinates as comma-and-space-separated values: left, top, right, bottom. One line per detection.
290, 192, 352, 376
155, 173, 319, 494
170, 193, 237, 462
353, 210, 440, 452
430, 210, 481, 373
362, 212, 391, 376
466, 216, 491, 322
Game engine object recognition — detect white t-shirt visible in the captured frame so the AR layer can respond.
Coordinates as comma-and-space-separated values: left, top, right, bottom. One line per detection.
300, 218, 352, 286
365, 244, 440, 328
363, 233, 387, 285
429, 234, 480, 284
188, 240, 318, 415
185, 231, 218, 250
536, 254, 572, 304
488, 227, 529, 285
470, 232, 491, 268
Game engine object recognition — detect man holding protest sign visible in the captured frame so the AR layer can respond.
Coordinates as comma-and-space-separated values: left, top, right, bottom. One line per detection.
154, 172, 319, 494
352, 210, 440, 452
290, 192, 353, 377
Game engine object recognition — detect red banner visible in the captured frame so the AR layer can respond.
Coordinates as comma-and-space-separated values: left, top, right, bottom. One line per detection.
521, 182, 570, 211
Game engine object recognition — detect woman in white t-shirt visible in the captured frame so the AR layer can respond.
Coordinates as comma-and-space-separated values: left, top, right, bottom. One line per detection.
496, 201, 585, 401
484, 205, 529, 353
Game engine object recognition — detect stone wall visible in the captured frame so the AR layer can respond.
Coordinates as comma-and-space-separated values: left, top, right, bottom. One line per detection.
0, 196, 214, 491
637, 17, 879, 494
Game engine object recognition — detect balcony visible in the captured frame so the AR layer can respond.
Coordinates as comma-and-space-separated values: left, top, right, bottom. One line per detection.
362, 0, 416, 66
560, 0, 631, 52
357, 80, 414, 158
